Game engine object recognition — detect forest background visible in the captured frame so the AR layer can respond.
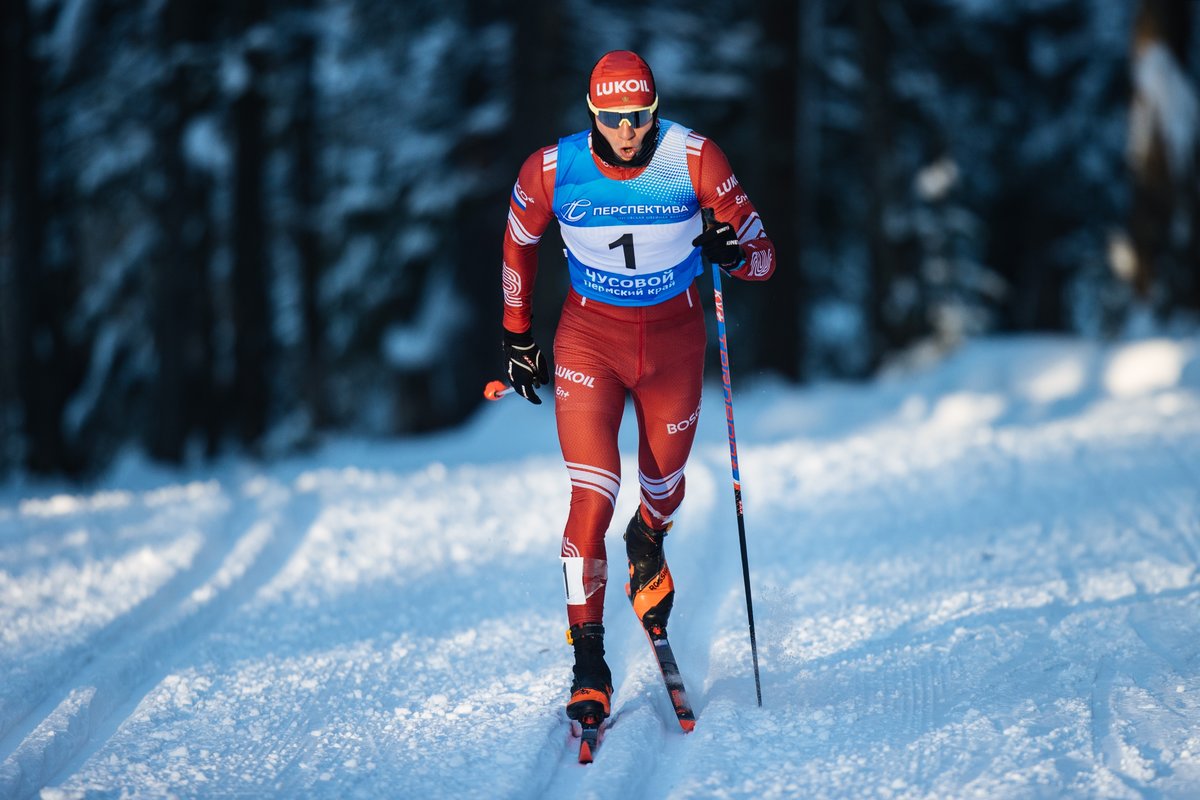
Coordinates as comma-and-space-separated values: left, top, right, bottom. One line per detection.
1, 0, 1196, 478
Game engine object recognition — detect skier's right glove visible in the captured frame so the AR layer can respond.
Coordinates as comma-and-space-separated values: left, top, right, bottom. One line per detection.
502, 328, 550, 405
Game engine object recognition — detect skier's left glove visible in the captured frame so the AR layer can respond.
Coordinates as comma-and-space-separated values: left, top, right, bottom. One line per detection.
502, 328, 550, 405
692, 220, 744, 269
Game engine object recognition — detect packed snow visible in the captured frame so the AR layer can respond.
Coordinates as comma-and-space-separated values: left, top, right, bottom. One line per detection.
2, 334, 1199, 798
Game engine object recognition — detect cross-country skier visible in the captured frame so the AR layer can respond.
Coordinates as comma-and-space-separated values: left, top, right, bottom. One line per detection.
500, 50, 776, 727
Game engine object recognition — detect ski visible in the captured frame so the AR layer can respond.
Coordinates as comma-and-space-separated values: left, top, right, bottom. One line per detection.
643, 625, 696, 732
570, 701, 607, 764
577, 717, 602, 764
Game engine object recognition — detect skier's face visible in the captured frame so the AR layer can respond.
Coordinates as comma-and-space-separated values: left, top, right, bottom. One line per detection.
594, 113, 655, 162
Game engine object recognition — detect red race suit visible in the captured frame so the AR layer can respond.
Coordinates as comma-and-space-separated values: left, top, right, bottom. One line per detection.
502, 120, 775, 626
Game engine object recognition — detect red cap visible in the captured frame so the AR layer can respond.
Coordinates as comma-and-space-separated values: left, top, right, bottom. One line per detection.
588, 50, 656, 110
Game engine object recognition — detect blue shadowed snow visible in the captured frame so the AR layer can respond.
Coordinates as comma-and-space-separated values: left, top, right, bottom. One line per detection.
2, 334, 1200, 798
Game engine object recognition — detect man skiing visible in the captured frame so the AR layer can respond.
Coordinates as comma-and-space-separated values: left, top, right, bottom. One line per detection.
500, 50, 776, 730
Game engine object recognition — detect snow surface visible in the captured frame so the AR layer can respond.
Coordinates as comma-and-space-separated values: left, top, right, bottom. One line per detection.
2, 335, 1200, 798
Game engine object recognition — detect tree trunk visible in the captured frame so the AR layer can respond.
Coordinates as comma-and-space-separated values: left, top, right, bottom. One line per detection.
147, 0, 219, 463
294, 4, 327, 430
1128, 0, 1198, 310
231, 0, 272, 448
856, 0, 899, 372
512, 0, 569, 343
431, 2, 510, 431
148, 63, 191, 463
8, 0, 72, 473
0, 0, 18, 472
756, 0, 805, 381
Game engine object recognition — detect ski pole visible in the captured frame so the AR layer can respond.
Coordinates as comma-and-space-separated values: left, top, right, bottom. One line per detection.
702, 206, 763, 707
482, 380, 514, 400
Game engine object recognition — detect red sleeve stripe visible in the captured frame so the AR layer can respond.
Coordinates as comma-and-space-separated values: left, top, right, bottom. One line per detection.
685, 131, 705, 157
737, 212, 764, 241
507, 210, 541, 246
542, 146, 558, 172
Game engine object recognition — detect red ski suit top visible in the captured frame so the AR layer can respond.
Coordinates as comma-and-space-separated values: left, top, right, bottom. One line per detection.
502, 129, 776, 627
503, 133, 774, 333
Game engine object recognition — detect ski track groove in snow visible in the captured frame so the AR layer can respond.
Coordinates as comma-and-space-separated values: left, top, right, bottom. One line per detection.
1090, 655, 1157, 800
3, 335, 1200, 797
0, 476, 318, 799
0, 487, 222, 752
521, 712, 584, 799
0, 484, 252, 756
535, 451, 728, 798
634, 451, 755, 798
1157, 430, 1200, 576
537, 599, 674, 797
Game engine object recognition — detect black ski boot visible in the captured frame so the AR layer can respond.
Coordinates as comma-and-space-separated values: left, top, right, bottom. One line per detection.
624, 509, 674, 636
566, 622, 613, 722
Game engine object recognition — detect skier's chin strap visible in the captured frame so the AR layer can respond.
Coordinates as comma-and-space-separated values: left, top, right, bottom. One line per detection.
590, 115, 659, 169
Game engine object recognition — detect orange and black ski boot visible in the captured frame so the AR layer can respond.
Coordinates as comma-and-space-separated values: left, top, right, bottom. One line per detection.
624, 508, 675, 635
565, 623, 613, 724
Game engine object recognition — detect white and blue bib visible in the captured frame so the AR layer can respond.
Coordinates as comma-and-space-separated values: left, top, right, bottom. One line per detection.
553, 120, 703, 306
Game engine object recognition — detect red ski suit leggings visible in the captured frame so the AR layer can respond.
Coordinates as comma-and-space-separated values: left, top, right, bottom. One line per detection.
553, 284, 706, 627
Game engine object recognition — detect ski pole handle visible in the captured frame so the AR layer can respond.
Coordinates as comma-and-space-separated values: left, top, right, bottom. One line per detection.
483, 380, 514, 401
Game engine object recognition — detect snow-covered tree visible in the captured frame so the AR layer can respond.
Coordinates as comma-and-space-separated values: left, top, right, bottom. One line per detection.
0, 0, 1175, 477
1123, 0, 1199, 318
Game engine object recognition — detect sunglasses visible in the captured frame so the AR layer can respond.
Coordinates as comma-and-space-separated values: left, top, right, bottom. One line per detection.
587, 94, 659, 129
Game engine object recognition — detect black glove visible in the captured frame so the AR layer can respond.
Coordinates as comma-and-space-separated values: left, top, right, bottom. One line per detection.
691, 220, 743, 268
502, 329, 550, 405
